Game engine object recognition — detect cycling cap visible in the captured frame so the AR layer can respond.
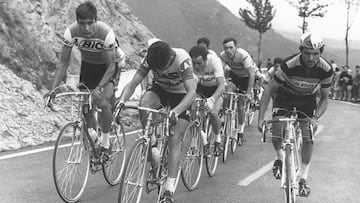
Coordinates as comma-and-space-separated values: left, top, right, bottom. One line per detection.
300, 32, 324, 49
146, 41, 171, 68
147, 38, 161, 48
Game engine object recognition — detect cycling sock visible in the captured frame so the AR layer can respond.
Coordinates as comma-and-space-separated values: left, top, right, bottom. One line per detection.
298, 163, 310, 180
164, 177, 176, 192
240, 123, 245, 133
201, 130, 208, 145
215, 133, 221, 143
101, 132, 110, 149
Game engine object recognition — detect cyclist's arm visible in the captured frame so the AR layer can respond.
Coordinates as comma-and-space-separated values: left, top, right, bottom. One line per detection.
211, 77, 226, 101
258, 79, 279, 121
247, 65, 255, 94
314, 87, 330, 119
118, 72, 145, 103
51, 45, 72, 89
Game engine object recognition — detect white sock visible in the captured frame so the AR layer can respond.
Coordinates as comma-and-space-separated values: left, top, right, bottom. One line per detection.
165, 177, 176, 192
240, 123, 245, 133
201, 130, 208, 145
298, 163, 310, 180
215, 133, 221, 143
101, 132, 110, 149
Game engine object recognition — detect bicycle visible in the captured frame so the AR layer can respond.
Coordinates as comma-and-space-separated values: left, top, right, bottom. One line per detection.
244, 92, 257, 126
221, 91, 248, 162
46, 84, 126, 203
118, 105, 183, 203
261, 108, 314, 203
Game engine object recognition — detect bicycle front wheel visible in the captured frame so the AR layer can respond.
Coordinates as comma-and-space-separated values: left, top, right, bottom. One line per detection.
102, 122, 126, 185
284, 144, 296, 203
204, 117, 219, 177
118, 138, 149, 203
222, 113, 231, 163
246, 102, 255, 126
53, 121, 90, 203
181, 122, 203, 191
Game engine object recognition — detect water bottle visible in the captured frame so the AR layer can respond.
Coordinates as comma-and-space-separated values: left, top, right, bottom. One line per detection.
151, 147, 161, 167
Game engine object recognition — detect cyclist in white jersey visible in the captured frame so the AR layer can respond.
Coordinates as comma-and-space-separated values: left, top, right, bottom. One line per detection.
44, 1, 117, 155
220, 37, 255, 145
189, 45, 225, 155
118, 41, 197, 202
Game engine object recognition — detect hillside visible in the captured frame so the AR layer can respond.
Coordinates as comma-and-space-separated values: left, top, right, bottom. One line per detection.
123, 0, 348, 66
0, 0, 155, 151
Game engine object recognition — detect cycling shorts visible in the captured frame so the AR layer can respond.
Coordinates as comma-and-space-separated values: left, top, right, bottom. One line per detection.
196, 84, 217, 98
273, 88, 316, 118
80, 61, 115, 90
229, 71, 249, 92
148, 84, 190, 121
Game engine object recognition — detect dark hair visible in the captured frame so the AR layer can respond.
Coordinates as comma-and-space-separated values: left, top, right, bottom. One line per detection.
189, 45, 208, 60
335, 67, 340, 72
76, 1, 97, 20
146, 41, 172, 69
273, 57, 282, 64
223, 37, 237, 46
197, 37, 210, 48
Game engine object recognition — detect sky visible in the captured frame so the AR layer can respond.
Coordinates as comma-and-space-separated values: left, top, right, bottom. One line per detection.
217, 0, 360, 41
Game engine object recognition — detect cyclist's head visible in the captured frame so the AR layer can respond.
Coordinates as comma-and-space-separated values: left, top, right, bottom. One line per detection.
147, 38, 161, 48
76, 1, 97, 37
299, 32, 324, 68
223, 37, 237, 58
197, 37, 210, 49
189, 45, 209, 71
299, 32, 324, 53
146, 41, 172, 70
273, 57, 282, 69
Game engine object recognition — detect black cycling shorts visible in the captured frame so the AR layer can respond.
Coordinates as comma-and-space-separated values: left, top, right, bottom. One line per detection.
148, 84, 190, 121
80, 61, 115, 90
229, 71, 249, 93
196, 84, 217, 98
273, 88, 316, 118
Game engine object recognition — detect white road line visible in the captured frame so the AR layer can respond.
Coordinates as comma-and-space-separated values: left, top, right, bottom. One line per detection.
237, 125, 323, 186
333, 100, 360, 107
238, 161, 274, 186
0, 129, 142, 161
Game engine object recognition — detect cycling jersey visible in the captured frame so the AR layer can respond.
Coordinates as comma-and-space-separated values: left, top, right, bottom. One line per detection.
274, 53, 333, 96
220, 48, 254, 78
63, 21, 116, 64
137, 48, 194, 94
193, 52, 224, 87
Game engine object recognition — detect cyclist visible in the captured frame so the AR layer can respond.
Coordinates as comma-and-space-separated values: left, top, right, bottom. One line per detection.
44, 1, 118, 156
189, 45, 226, 155
263, 57, 282, 86
197, 37, 217, 56
257, 32, 333, 197
220, 37, 256, 145
117, 40, 197, 202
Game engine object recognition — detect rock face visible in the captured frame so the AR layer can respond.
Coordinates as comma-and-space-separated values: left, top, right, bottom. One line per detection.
0, 0, 155, 151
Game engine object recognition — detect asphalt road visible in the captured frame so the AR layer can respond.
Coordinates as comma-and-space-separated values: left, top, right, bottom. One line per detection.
0, 100, 359, 203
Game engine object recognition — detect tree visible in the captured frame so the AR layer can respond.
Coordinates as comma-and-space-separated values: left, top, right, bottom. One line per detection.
287, 0, 328, 33
239, 0, 275, 66
343, 0, 360, 66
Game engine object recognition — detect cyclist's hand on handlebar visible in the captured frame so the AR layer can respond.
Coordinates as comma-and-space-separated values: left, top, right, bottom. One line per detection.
205, 97, 215, 111
91, 86, 101, 104
115, 100, 125, 111
169, 111, 179, 126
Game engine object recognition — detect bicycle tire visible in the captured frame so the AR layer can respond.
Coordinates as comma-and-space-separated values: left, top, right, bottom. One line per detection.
222, 113, 231, 163
284, 144, 296, 203
181, 122, 203, 191
204, 117, 219, 177
53, 121, 90, 203
246, 102, 255, 126
230, 110, 238, 153
102, 122, 126, 186
118, 138, 149, 203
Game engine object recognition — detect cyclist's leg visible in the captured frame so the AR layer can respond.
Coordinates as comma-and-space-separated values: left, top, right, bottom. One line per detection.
210, 97, 223, 147
138, 88, 162, 127
98, 82, 115, 150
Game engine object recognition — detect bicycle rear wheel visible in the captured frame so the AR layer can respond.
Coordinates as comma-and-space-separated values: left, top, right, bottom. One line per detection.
284, 144, 296, 203
102, 122, 126, 185
53, 121, 90, 203
181, 122, 203, 191
204, 117, 218, 177
118, 138, 149, 203
246, 102, 255, 126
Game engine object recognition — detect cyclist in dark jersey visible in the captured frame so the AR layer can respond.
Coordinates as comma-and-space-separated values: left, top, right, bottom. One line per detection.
258, 32, 333, 197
